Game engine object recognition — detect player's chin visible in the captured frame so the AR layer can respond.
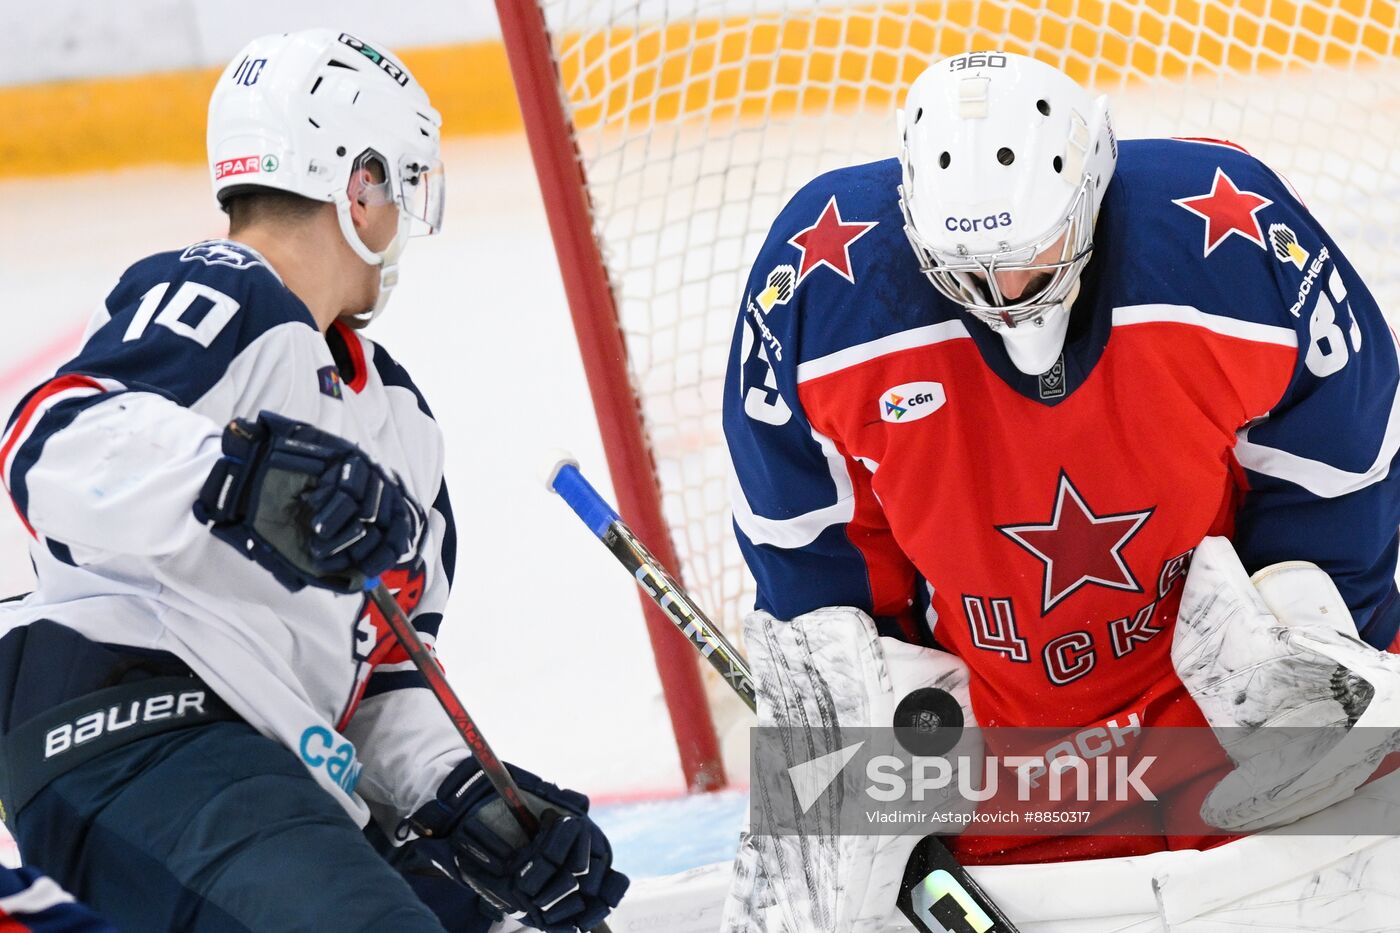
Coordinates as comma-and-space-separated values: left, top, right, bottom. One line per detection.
352, 281, 381, 322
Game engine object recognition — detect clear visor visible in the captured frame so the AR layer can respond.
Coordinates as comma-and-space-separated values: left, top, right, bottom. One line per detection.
351, 150, 445, 237
901, 177, 1095, 327
397, 153, 445, 236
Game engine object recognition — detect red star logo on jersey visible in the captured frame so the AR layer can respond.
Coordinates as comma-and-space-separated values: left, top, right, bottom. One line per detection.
998, 472, 1154, 615
788, 196, 878, 284
1172, 167, 1274, 257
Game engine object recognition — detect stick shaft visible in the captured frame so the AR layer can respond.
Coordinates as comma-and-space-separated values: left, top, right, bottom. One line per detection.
552, 463, 755, 710
365, 583, 537, 833
367, 583, 616, 933
549, 463, 1018, 932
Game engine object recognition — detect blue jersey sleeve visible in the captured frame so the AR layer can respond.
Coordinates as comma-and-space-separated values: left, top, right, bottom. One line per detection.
1230, 187, 1400, 648
723, 178, 922, 638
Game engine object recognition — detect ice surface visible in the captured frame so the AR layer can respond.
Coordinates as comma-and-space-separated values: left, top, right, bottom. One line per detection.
594, 788, 746, 878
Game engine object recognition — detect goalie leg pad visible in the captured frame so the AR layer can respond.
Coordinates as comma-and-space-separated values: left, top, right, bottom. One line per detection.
723, 607, 978, 933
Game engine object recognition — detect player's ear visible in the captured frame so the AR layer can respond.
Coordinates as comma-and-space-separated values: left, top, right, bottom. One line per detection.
347, 191, 370, 232
344, 157, 385, 231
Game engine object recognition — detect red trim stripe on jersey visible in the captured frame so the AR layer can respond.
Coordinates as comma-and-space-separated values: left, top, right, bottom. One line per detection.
1172, 137, 1307, 205
1172, 137, 1252, 154
0, 375, 108, 537
331, 320, 369, 394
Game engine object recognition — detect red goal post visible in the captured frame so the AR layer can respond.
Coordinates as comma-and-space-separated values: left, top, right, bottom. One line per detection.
496, 0, 728, 792
494, 0, 1400, 793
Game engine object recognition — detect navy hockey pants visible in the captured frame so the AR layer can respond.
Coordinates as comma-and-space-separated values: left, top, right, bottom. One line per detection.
15, 719, 450, 932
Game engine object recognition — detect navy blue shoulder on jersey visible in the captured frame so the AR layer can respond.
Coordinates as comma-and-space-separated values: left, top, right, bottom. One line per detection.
740, 156, 1114, 406
367, 339, 435, 419
725, 161, 919, 619
2, 241, 317, 540
64, 240, 317, 406
432, 483, 456, 589
757, 159, 961, 371
1098, 138, 1320, 329
360, 334, 455, 586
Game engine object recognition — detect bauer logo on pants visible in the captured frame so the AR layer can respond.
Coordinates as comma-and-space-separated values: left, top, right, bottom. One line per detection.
44, 690, 209, 759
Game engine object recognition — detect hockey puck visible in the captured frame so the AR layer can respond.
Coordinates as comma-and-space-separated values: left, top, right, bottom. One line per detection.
893, 687, 963, 757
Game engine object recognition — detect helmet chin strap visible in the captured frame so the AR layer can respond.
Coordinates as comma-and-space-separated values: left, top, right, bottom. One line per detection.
334, 197, 411, 321
986, 278, 1081, 376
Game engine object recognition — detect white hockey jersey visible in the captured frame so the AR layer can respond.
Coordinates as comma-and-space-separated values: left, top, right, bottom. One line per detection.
0, 240, 464, 828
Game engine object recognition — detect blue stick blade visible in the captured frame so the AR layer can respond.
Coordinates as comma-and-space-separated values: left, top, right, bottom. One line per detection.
551, 463, 621, 538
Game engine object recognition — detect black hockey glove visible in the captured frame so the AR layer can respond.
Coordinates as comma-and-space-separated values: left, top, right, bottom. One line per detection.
194, 411, 424, 593
405, 758, 630, 933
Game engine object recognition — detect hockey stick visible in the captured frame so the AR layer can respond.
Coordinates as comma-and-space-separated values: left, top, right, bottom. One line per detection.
362, 579, 614, 933
546, 457, 756, 712
545, 456, 1019, 933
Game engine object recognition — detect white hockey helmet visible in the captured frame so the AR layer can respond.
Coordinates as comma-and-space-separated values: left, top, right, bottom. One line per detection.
207, 29, 444, 319
898, 52, 1116, 374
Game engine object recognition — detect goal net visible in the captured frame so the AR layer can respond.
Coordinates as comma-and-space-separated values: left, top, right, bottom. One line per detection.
500, 0, 1400, 786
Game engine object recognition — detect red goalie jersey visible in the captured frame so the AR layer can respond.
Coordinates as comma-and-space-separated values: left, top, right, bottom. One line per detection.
724, 139, 1400, 863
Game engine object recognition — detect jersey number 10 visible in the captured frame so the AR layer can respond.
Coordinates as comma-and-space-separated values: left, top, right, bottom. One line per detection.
123, 282, 241, 348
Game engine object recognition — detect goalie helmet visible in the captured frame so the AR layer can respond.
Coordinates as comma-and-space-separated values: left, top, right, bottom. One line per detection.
207, 29, 444, 319
898, 52, 1116, 374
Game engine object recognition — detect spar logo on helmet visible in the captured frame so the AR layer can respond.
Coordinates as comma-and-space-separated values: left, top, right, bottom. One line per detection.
880, 382, 946, 423
214, 154, 279, 180
214, 155, 262, 180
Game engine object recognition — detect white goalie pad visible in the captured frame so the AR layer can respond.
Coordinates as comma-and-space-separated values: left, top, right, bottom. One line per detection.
722, 607, 978, 933
1173, 535, 1400, 831
612, 770, 1400, 932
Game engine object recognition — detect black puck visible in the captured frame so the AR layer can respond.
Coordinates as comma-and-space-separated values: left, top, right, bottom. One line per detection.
893, 687, 963, 757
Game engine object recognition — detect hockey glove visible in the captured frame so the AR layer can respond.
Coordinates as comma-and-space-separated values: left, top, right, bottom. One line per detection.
405, 758, 630, 933
194, 411, 424, 593
1174, 536, 1400, 831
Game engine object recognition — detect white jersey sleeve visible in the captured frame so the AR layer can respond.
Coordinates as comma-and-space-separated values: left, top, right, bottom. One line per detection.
1, 240, 468, 826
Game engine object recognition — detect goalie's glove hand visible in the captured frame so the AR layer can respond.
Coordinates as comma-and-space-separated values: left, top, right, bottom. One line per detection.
1174, 536, 1400, 831
193, 411, 424, 593
405, 758, 629, 932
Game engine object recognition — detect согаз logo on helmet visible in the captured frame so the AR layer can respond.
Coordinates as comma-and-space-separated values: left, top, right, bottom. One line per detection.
945, 212, 1012, 233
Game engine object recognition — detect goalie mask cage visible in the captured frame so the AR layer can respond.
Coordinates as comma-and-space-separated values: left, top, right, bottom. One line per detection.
495, 0, 1400, 792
